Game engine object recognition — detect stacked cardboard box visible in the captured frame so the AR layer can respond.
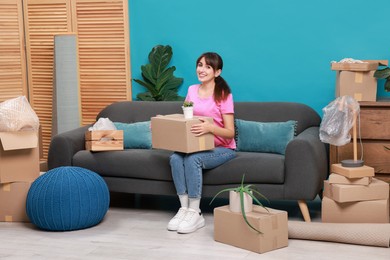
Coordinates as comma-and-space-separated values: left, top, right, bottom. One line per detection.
331, 60, 388, 101
0, 131, 40, 222
322, 163, 389, 223
214, 205, 288, 254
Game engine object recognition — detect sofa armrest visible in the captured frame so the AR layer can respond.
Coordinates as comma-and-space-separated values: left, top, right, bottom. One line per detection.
47, 125, 91, 170
284, 126, 329, 200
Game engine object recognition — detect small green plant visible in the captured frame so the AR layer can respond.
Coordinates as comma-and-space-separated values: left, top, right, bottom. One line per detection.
374, 66, 390, 92
182, 101, 193, 107
210, 174, 269, 234
134, 45, 185, 101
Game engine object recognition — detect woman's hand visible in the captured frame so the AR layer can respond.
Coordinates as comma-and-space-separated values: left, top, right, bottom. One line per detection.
191, 118, 214, 136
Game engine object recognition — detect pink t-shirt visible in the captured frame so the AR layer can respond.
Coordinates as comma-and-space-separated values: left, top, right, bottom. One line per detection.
185, 84, 236, 149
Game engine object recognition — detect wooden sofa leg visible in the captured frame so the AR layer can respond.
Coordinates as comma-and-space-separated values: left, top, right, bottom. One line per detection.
297, 200, 311, 222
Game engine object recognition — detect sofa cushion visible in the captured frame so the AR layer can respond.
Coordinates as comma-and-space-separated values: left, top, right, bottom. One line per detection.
235, 119, 297, 155
73, 149, 174, 181
113, 121, 151, 149
72, 150, 285, 185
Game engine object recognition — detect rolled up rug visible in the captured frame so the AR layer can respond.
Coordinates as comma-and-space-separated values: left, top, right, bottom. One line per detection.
288, 221, 390, 248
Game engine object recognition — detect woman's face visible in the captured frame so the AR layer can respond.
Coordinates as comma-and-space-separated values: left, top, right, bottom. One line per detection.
196, 57, 221, 84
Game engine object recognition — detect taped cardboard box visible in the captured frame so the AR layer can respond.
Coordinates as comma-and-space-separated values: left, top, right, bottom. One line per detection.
0, 131, 40, 183
331, 163, 375, 178
332, 60, 388, 101
328, 173, 372, 186
151, 114, 214, 153
0, 182, 31, 222
214, 205, 288, 254
322, 196, 389, 223
335, 70, 377, 101
85, 130, 123, 152
323, 179, 389, 203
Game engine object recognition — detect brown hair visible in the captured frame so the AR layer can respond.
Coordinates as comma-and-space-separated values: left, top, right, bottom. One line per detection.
196, 52, 231, 103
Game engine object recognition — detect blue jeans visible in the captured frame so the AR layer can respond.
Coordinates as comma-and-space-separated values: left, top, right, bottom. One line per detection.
170, 147, 236, 199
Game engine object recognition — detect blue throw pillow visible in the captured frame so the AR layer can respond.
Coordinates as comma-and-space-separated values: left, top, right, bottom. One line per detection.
235, 119, 297, 155
113, 121, 152, 149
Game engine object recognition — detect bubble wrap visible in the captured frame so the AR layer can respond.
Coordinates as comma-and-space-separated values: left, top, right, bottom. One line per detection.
0, 96, 39, 131
320, 96, 360, 146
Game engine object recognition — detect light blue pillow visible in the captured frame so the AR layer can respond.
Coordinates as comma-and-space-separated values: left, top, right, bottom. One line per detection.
235, 119, 297, 155
113, 121, 152, 149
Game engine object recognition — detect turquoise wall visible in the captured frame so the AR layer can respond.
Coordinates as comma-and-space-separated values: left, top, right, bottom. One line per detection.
129, 0, 390, 114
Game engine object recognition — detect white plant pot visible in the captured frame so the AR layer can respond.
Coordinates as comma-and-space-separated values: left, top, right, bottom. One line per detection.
182, 106, 193, 119
229, 190, 253, 213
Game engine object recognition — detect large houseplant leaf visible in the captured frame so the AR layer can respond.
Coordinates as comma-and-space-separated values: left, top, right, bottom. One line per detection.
134, 45, 184, 101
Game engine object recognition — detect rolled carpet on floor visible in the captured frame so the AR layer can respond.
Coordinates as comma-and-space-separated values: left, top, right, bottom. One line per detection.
288, 221, 390, 248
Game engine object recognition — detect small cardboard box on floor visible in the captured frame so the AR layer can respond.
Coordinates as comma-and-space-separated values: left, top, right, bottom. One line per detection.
151, 114, 214, 153
214, 205, 288, 254
85, 130, 124, 152
0, 181, 32, 222
331, 60, 388, 101
0, 131, 40, 183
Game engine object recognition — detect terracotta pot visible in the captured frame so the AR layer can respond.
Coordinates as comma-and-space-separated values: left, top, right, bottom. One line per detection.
229, 190, 253, 213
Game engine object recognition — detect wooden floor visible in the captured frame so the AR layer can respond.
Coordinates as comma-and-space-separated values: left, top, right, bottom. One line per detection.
0, 193, 389, 259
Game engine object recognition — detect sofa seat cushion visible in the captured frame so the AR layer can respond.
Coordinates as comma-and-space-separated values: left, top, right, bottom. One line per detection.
73, 150, 285, 185
203, 152, 285, 185
73, 149, 174, 181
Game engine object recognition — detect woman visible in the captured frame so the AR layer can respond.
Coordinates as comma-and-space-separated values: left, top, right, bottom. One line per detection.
168, 52, 236, 234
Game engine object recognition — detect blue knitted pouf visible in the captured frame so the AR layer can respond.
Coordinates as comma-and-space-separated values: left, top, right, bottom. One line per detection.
26, 166, 110, 231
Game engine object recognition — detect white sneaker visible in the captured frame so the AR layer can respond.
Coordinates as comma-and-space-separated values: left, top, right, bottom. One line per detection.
177, 208, 205, 234
167, 207, 188, 231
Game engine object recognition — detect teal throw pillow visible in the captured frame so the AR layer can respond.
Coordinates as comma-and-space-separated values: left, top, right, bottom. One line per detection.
114, 121, 152, 149
235, 119, 297, 155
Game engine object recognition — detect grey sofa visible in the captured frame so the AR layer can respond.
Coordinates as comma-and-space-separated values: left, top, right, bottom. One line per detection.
48, 101, 328, 221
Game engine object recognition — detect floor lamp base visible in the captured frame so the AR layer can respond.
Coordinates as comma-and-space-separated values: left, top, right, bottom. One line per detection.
341, 159, 364, 168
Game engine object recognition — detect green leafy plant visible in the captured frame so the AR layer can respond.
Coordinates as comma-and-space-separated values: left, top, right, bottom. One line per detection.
182, 101, 193, 107
373, 66, 390, 92
134, 45, 184, 101
209, 174, 269, 234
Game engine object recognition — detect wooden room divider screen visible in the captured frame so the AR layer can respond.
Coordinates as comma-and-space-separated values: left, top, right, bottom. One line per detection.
0, 0, 131, 161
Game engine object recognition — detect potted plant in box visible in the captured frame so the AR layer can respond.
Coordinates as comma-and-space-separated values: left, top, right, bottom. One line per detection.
210, 174, 269, 234
182, 101, 194, 119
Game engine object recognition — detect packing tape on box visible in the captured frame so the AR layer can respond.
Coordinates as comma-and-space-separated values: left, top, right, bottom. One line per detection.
1, 183, 11, 192
354, 93, 363, 101
198, 136, 206, 150
355, 72, 363, 83
5, 216, 13, 222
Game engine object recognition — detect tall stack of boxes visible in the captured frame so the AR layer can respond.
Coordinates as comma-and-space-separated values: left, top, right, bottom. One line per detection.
322, 163, 389, 223
0, 131, 40, 222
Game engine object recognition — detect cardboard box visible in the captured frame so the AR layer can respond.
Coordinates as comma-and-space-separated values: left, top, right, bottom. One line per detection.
331, 60, 388, 71
214, 205, 288, 254
328, 173, 372, 186
0, 182, 31, 222
322, 196, 389, 223
335, 70, 377, 101
151, 114, 215, 153
0, 131, 40, 183
85, 130, 123, 151
331, 164, 375, 178
323, 179, 389, 203
332, 60, 388, 101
